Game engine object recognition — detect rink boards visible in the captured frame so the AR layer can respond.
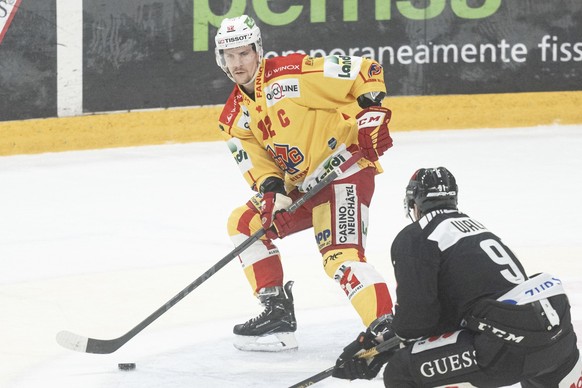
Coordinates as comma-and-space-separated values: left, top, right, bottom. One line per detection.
1, 90, 581, 156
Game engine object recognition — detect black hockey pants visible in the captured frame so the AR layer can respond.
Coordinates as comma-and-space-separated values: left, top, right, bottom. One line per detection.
383, 294, 578, 387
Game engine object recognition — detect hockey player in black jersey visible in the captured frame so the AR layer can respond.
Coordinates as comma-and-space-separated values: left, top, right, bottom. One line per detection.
333, 167, 581, 387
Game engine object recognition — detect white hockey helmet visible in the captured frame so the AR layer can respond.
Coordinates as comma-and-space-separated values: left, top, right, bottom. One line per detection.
215, 15, 263, 82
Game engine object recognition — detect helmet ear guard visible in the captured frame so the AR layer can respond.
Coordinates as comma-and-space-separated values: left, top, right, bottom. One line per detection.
403, 179, 418, 218
404, 167, 458, 219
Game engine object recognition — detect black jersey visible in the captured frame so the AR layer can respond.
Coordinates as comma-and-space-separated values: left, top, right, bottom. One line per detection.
390, 209, 528, 340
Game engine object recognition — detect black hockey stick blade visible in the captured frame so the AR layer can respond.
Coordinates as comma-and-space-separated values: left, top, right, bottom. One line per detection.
57, 151, 363, 354
288, 366, 335, 388
288, 335, 401, 388
57, 227, 266, 354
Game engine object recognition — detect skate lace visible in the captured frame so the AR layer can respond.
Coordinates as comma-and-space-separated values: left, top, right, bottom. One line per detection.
246, 299, 275, 325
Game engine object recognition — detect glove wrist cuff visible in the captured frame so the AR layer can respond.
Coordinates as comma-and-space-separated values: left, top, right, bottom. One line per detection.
259, 176, 286, 195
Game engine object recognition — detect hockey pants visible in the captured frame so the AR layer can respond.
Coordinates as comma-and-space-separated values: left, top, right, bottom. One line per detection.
227, 167, 393, 326
383, 295, 579, 387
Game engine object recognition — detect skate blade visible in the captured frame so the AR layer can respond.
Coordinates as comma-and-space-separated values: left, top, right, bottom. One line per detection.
233, 332, 298, 352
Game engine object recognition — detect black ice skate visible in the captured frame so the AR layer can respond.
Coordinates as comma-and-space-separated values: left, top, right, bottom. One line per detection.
233, 280, 298, 352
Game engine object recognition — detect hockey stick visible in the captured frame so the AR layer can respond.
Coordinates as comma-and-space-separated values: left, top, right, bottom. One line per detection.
288, 335, 401, 388
57, 151, 363, 354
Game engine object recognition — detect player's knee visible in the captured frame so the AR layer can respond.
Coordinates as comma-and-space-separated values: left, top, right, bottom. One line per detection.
321, 248, 362, 278
227, 202, 262, 238
227, 206, 246, 237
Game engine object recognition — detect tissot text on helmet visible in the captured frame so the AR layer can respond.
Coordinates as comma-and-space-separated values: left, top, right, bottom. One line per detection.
218, 34, 253, 47
194, 0, 503, 51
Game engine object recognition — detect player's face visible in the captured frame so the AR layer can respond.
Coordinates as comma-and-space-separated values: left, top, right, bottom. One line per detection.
223, 45, 259, 86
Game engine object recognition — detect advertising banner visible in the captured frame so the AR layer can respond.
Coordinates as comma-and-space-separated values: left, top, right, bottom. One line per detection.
1, 1, 581, 121
83, 0, 582, 113
0, 0, 21, 44
0, 0, 57, 121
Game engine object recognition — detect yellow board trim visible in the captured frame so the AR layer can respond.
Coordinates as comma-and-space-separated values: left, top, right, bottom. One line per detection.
1, 91, 581, 156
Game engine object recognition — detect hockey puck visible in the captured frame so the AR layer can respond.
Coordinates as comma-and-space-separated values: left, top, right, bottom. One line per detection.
118, 363, 136, 371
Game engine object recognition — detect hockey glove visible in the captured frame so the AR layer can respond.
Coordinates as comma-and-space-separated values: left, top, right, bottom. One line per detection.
260, 191, 294, 239
356, 106, 393, 162
332, 314, 397, 380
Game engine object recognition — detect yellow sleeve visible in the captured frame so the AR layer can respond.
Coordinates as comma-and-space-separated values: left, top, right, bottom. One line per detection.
219, 129, 283, 192
296, 55, 387, 109
218, 88, 282, 192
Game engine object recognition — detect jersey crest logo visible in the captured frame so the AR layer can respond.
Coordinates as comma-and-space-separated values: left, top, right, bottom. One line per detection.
266, 143, 304, 174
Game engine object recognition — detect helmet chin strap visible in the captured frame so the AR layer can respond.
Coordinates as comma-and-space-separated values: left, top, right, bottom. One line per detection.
238, 60, 261, 92
406, 204, 421, 222
406, 211, 415, 223
240, 77, 256, 91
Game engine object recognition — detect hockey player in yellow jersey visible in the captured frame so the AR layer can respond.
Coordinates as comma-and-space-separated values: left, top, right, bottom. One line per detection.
216, 15, 394, 352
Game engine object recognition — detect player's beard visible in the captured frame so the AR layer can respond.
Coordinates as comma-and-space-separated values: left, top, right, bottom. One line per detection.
234, 63, 259, 91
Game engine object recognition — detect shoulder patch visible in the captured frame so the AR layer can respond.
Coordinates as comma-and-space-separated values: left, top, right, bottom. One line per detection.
323, 55, 362, 80
368, 62, 383, 78
226, 137, 253, 174
264, 54, 305, 82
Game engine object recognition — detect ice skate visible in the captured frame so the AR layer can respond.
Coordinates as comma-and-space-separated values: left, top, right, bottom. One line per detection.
233, 281, 298, 352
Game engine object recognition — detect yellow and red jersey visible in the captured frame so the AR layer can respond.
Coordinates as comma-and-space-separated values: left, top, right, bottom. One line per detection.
218, 53, 386, 193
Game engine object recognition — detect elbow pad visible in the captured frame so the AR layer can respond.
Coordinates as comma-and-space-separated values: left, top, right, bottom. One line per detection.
357, 91, 386, 109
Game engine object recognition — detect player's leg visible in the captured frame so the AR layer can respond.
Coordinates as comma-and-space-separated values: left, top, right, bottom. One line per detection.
520, 309, 580, 387
383, 330, 518, 387
311, 167, 393, 326
228, 195, 284, 292
227, 194, 311, 351
520, 347, 580, 387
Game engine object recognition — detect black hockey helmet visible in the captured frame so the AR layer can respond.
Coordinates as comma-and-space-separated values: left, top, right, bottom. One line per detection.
405, 167, 458, 217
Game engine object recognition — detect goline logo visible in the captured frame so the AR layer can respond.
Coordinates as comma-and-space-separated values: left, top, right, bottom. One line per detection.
265, 79, 300, 107
0, 0, 21, 45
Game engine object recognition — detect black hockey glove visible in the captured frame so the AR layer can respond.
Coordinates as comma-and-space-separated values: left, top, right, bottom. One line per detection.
332, 314, 397, 381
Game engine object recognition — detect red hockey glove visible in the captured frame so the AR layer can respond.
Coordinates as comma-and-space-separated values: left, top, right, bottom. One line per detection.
260, 192, 294, 239
356, 106, 393, 162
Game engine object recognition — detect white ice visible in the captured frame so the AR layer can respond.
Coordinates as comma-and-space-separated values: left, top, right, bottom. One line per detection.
1, 125, 581, 387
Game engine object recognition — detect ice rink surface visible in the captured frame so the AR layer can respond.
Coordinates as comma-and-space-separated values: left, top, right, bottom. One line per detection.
1, 125, 581, 387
